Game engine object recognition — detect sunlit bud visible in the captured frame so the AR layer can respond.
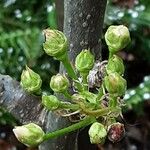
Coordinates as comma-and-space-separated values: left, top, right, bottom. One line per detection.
88, 122, 107, 144
43, 29, 68, 61
104, 72, 127, 96
42, 95, 60, 110
105, 25, 131, 53
107, 122, 125, 143
106, 55, 124, 75
13, 123, 45, 147
20, 66, 42, 94
50, 74, 69, 93
75, 50, 94, 73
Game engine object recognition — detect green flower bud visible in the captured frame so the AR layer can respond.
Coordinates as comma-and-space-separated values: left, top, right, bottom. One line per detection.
104, 72, 127, 96
43, 29, 68, 60
42, 95, 60, 110
88, 122, 107, 144
75, 50, 94, 73
108, 122, 125, 143
20, 66, 42, 94
71, 94, 85, 102
50, 74, 69, 93
13, 123, 45, 147
105, 25, 131, 53
106, 55, 124, 75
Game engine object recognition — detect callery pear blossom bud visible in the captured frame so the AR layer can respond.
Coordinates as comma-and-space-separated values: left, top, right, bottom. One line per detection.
108, 122, 125, 143
71, 94, 85, 102
20, 66, 42, 94
105, 25, 131, 53
88, 122, 107, 144
13, 123, 45, 147
75, 50, 94, 73
43, 29, 68, 60
106, 55, 124, 75
50, 74, 69, 93
42, 95, 60, 110
104, 72, 127, 96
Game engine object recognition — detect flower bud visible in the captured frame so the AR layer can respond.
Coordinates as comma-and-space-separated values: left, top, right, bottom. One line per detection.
71, 94, 85, 102
43, 29, 68, 60
50, 74, 69, 93
75, 50, 94, 73
106, 55, 124, 75
88, 122, 107, 144
105, 25, 131, 53
42, 95, 60, 110
20, 66, 42, 94
104, 72, 127, 96
107, 122, 125, 143
13, 123, 45, 147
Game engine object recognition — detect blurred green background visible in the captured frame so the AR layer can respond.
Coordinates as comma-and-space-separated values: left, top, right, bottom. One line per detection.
0, 0, 150, 126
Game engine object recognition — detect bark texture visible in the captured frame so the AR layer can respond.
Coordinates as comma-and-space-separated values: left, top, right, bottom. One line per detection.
0, 75, 47, 128
0, 0, 107, 150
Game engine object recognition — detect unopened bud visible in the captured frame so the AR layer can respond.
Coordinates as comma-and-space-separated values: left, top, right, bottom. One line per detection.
75, 50, 94, 74
104, 72, 127, 96
43, 29, 68, 60
107, 122, 125, 143
106, 55, 124, 75
71, 94, 85, 102
88, 122, 107, 144
42, 95, 60, 110
20, 66, 42, 94
105, 25, 131, 53
50, 74, 69, 93
13, 123, 45, 147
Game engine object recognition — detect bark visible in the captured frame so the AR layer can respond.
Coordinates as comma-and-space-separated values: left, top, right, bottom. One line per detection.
0, 0, 107, 150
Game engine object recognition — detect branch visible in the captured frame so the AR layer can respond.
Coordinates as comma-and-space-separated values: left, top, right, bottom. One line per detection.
0, 74, 47, 128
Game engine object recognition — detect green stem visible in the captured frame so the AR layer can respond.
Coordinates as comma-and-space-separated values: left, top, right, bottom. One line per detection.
96, 83, 105, 101
62, 56, 78, 80
60, 102, 79, 110
81, 72, 88, 90
63, 91, 72, 99
80, 103, 121, 117
43, 116, 96, 141
108, 51, 113, 60
62, 55, 83, 91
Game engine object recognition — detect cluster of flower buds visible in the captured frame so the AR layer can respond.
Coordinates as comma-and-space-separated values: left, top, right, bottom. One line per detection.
17, 25, 130, 147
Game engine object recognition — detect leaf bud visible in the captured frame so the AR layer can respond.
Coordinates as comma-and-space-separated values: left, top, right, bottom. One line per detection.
88, 122, 107, 144
75, 50, 94, 74
50, 74, 69, 93
104, 72, 127, 96
107, 122, 125, 143
43, 29, 68, 61
106, 55, 124, 75
13, 123, 45, 147
42, 95, 60, 110
20, 66, 42, 94
105, 25, 131, 53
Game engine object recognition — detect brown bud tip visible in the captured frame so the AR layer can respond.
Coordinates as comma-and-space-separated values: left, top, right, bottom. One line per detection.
107, 122, 125, 143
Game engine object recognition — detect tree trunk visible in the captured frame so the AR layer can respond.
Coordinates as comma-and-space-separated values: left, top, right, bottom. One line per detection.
0, 0, 107, 150
40, 0, 107, 149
